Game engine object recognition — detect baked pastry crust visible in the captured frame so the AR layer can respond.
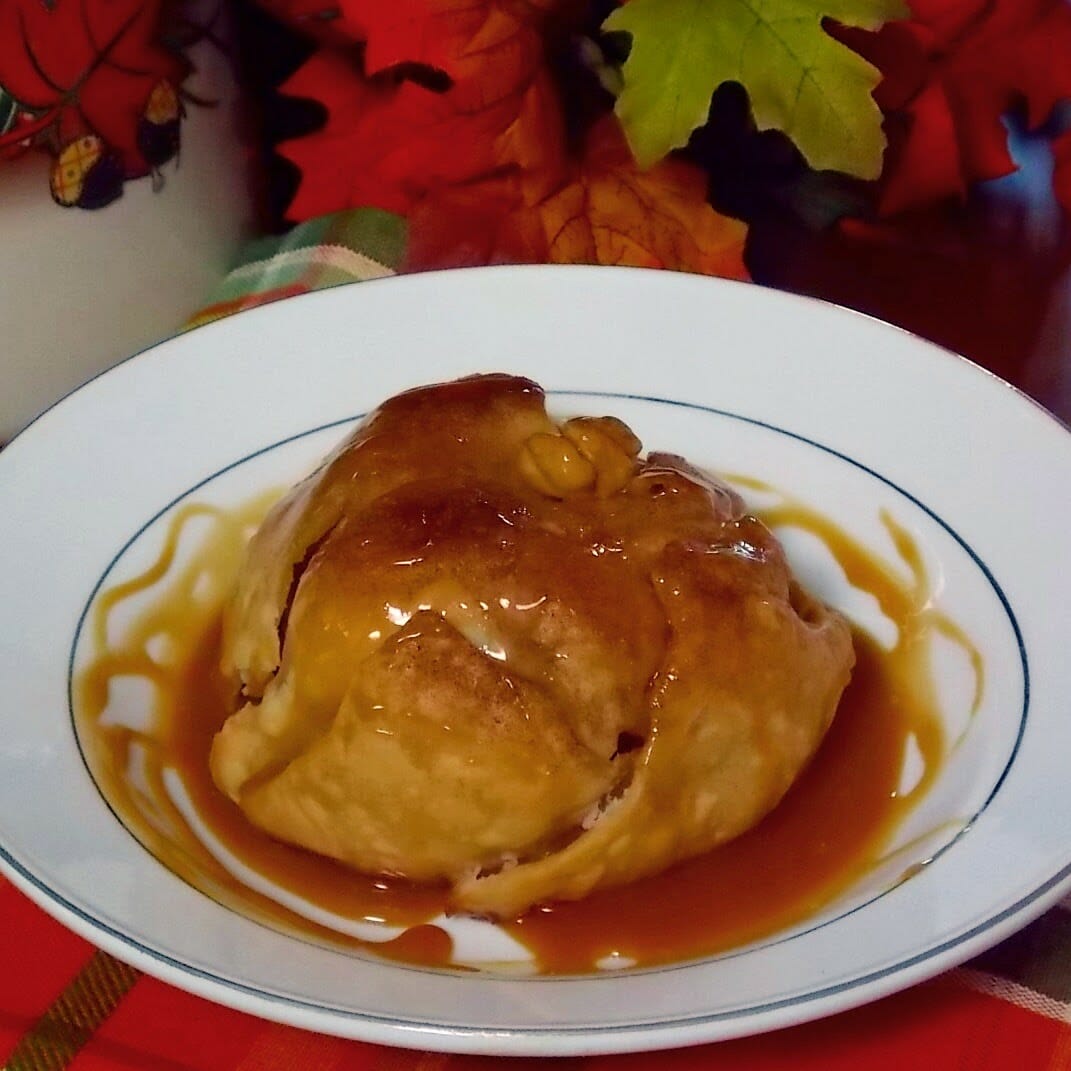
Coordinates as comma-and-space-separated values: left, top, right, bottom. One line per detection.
211, 375, 854, 916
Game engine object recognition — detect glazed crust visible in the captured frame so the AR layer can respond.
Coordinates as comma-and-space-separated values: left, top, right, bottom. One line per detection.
210, 375, 854, 916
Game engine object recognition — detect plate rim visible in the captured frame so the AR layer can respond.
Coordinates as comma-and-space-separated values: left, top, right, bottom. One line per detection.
65, 390, 1030, 974
7, 265, 1070, 456
3, 849, 1070, 1055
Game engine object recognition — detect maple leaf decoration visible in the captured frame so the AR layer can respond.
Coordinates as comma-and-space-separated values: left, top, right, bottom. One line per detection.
538, 117, 749, 270
340, 0, 557, 95
277, 0, 568, 220
603, 0, 907, 179
0, 0, 187, 176
277, 0, 747, 279
836, 0, 1071, 214
278, 50, 513, 219
406, 116, 749, 274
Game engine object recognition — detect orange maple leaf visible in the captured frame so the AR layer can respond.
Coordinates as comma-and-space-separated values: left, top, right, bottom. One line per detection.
408, 117, 749, 277
541, 118, 748, 272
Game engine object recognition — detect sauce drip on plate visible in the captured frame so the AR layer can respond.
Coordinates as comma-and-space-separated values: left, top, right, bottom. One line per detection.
75, 487, 981, 974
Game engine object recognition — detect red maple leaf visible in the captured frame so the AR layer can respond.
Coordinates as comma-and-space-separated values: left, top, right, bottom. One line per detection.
338, 0, 564, 97
276, 0, 747, 279
278, 42, 567, 221
837, 0, 1071, 214
256, 0, 580, 110
0, 0, 186, 174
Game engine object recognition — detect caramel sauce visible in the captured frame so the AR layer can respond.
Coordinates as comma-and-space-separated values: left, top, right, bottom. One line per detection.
506, 498, 981, 971
78, 498, 448, 950
75, 486, 982, 975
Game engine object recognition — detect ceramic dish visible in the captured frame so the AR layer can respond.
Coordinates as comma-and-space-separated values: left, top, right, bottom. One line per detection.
1, 266, 1070, 1055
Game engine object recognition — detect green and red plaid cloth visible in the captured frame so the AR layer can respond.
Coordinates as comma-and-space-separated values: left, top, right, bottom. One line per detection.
185, 210, 406, 330
4, 216, 1071, 1070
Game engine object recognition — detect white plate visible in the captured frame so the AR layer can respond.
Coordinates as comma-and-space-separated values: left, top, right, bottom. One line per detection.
2, 266, 1070, 1055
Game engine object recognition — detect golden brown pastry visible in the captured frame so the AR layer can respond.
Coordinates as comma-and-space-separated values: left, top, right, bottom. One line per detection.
211, 374, 854, 916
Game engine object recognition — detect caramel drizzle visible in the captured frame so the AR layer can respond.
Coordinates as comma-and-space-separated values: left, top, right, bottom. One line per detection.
728, 471, 984, 810
79, 497, 285, 905
74, 480, 983, 972
78, 493, 454, 960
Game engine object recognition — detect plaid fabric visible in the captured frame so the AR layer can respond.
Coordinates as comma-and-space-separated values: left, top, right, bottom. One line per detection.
4, 211, 1070, 1069
184, 208, 406, 328
2, 876, 1069, 1069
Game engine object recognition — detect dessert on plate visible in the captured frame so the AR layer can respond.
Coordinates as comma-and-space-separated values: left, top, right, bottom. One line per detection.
210, 374, 854, 917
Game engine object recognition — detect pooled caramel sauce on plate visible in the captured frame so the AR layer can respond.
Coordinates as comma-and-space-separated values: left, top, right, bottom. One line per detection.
75, 485, 982, 975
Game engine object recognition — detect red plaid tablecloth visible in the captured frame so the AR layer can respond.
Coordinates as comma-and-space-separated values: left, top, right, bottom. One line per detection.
5, 213, 1071, 1070
3, 874, 1070, 1069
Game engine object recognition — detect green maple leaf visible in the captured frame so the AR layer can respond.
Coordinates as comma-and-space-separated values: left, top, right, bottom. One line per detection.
604, 0, 907, 179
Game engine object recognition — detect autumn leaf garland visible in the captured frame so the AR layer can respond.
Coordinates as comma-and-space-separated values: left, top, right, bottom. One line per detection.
267, 0, 1071, 275
605, 0, 1071, 221
4, 0, 1069, 236
275, 0, 752, 273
